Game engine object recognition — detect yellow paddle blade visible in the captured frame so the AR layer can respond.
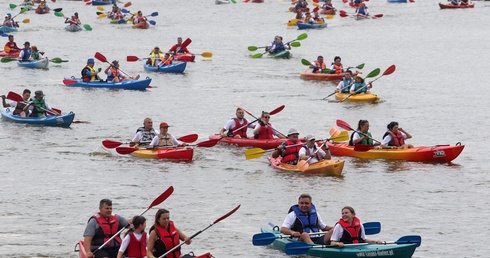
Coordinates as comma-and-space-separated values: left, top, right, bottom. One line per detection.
98, 13, 107, 18
331, 131, 349, 142
329, 127, 341, 138
297, 160, 309, 172
313, 2, 319, 6
289, 6, 293, 11
326, 15, 334, 19
244, 148, 266, 160
4, 46, 10, 52
22, 18, 30, 23
201, 52, 212, 58
317, 19, 325, 24
97, 6, 104, 11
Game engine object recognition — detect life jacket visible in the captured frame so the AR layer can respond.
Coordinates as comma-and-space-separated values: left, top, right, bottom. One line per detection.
136, 16, 145, 23
341, 78, 353, 93
82, 65, 97, 82
281, 139, 302, 165
353, 82, 367, 93
31, 51, 40, 60
12, 100, 28, 115
313, 61, 326, 74
338, 217, 364, 244
227, 118, 249, 138
107, 68, 122, 81
150, 52, 163, 66
114, 12, 124, 19
20, 48, 31, 61
136, 127, 157, 145
91, 213, 122, 248
158, 133, 173, 146
356, 7, 368, 15
126, 232, 148, 258
159, 57, 172, 66
271, 43, 286, 54
5, 42, 19, 52
349, 132, 373, 146
332, 63, 343, 74
30, 98, 46, 117
382, 131, 405, 147
254, 123, 274, 139
153, 222, 181, 258
289, 204, 320, 233
302, 145, 323, 163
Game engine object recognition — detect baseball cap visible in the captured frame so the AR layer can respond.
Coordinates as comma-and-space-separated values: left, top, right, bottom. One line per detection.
288, 128, 299, 136
160, 122, 170, 128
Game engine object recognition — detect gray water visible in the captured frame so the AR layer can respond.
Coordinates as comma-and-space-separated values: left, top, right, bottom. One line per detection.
0, 0, 489, 257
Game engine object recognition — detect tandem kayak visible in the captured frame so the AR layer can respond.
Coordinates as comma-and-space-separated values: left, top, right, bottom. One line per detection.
144, 62, 187, 73
439, 2, 474, 8
327, 142, 465, 162
17, 58, 49, 69
62, 77, 151, 90
173, 53, 196, 62
1, 108, 75, 127
209, 134, 300, 149
0, 50, 20, 57
65, 24, 83, 32
267, 50, 291, 59
258, 227, 418, 258
268, 156, 344, 176
335, 92, 380, 102
132, 21, 149, 29
0, 26, 18, 33
300, 71, 361, 81
297, 22, 327, 29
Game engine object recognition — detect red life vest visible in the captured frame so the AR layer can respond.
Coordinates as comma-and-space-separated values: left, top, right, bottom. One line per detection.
92, 213, 121, 247
313, 61, 326, 74
255, 123, 274, 139
384, 131, 405, 147
282, 139, 302, 164
229, 118, 249, 138
155, 222, 181, 258
333, 63, 343, 74
338, 217, 363, 244
126, 232, 148, 258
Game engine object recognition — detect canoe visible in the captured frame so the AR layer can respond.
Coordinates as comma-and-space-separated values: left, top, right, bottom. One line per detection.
299, 71, 361, 81
130, 147, 194, 160
297, 22, 327, 29
1, 108, 75, 127
268, 156, 344, 176
62, 77, 151, 90
320, 9, 336, 15
173, 53, 196, 62
0, 50, 20, 57
132, 21, 149, 29
439, 2, 474, 8
267, 50, 291, 59
35, 8, 50, 14
215, 0, 230, 4
209, 134, 301, 149
0, 26, 18, 33
91, 0, 114, 5
259, 228, 418, 258
335, 92, 380, 102
144, 62, 187, 73
65, 24, 83, 32
388, 0, 407, 2
327, 142, 465, 162
17, 58, 49, 69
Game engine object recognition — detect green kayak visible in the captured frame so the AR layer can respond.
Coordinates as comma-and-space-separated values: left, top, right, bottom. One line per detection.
267, 50, 291, 59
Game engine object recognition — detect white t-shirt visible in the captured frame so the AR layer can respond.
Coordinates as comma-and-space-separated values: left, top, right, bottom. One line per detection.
298, 144, 326, 164
282, 210, 327, 231
381, 132, 407, 146
330, 223, 366, 242
223, 118, 253, 130
118, 232, 148, 253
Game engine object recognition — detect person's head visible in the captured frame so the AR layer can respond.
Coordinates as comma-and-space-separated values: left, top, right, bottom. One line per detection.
132, 215, 147, 230
154, 46, 160, 53
341, 206, 356, 222
164, 53, 170, 58
317, 55, 324, 63
137, 10, 142, 16
387, 121, 399, 133
24, 41, 30, 48
236, 108, 245, 119
143, 117, 153, 130
354, 76, 364, 83
8, 34, 14, 42
359, 2, 365, 8
154, 208, 170, 227
357, 119, 369, 132
160, 122, 170, 133
74, 12, 78, 17
276, 36, 283, 43
22, 89, 31, 100
87, 58, 95, 67
305, 134, 316, 147
261, 112, 270, 122
98, 199, 113, 218
34, 90, 44, 100
7, 13, 12, 18
344, 70, 353, 79
177, 37, 183, 44
111, 60, 119, 68
334, 56, 341, 65
31, 46, 38, 52
287, 128, 299, 141
298, 194, 312, 213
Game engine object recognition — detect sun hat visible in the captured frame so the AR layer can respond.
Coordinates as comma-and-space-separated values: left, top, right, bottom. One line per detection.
306, 134, 315, 141
288, 128, 299, 136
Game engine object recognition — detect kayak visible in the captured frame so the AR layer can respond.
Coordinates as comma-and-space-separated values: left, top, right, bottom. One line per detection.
173, 53, 196, 62
209, 134, 299, 149
132, 21, 149, 29
0, 26, 18, 33
63, 77, 151, 90
267, 50, 291, 59
17, 58, 49, 69
297, 22, 327, 29
91, 0, 114, 5
335, 92, 380, 102
74, 240, 212, 258
388, 0, 407, 2
65, 24, 83, 32
1, 108, 75, 127
110, 19, 126, 24
0, 50, 20, 57
215, 0, 230, 4
439, 2, 474, 8
268, 156, 344, 176
327, 142, 465, 162
35, 8, 50, 14
251, 0, 265, 2
300, 71, 361, 81
259, 227, 418, 258
130, 147, 194, 160
144, 62, 187, 73
320, 9, 336, 15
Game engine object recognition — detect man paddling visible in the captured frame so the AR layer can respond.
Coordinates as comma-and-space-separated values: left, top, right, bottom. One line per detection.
4, 35, 21, 53
271, 128, 303, 165
148, 122, 187, 148
131, 117, 157, 148
219, 108, 255, 138
298, 135, 331, 164
168, 37, 190, 54
1, 89, 31, 117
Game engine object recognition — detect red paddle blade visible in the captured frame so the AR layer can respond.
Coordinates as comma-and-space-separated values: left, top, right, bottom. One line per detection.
148, 185, 174, 209
178, 134, 198, 143
374, 14, 383, 18
52, 108, 62, 114
7, 91, 23, 102
269, 105, 285, 115
102, 140, 123, 149
339, 12, 349, 17
116, 146, 138, 154
354, 144, 374, 152
213, 204, 241, 224
383, 64, 396, 76
94, 52, 108, 63
336, 119, 354, 131
63, 79, 77, 85
123, 1, 131, 7
126, 56, 140, 62
85, 2, 91, 5
313, 6, 319, 12
196, 139, 219, 148
181, 38, 192, 49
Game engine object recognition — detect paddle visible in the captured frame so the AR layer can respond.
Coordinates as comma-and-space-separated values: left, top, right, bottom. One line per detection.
251, 33, 307, 59
92, 186, 174, 255
336, 119, 382, 144
252, 222, 381, 246
230, 104, 285, 136
157, 205, 241, 258
296, 131, 349, 172
102, 134, 199, 149
7, 91, 62, 115
55, 12, 92, 31
49, 57, 69, 63
301, 59, 332, 74
115, 139, 218, 154
11, 7, 29, 20
339, 65, 395, 102
337, 68, 380, 102
95, 52, 136, 79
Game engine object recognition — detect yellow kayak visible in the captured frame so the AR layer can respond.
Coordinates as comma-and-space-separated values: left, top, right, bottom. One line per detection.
335, 92, 380, 102
268, 156, 344, 176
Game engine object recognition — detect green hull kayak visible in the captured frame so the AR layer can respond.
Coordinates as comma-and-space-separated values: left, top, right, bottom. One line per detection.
267, 50, 291, 59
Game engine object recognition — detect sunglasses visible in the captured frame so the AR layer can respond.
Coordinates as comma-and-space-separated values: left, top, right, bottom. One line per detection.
263, 116, 270, 119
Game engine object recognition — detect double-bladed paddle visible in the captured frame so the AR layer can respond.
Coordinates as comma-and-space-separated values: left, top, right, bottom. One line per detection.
336, 119, 382, 144
337, 67, 380, 102
338, 65, 395, 102
54, 12, 92, 30
10, 7, 29, 19
49, 57, 69, 63
296, 131, 349, 172
251, 33, 307, 58
231, 104, 285, 136
95, 51, 136, 79
157, 205, 241, 258
102, 134, 199, 149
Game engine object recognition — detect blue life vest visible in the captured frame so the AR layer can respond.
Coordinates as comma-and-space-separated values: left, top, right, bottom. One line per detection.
271, 43, 286, 54
289, 204, 320, 233
357, 7, 368, 15
21, 48, 31, 61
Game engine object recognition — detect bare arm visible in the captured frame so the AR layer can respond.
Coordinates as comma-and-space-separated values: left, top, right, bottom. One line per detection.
177, 227, 192, 245
83, 236, 94, 258
146, 230, 157, 258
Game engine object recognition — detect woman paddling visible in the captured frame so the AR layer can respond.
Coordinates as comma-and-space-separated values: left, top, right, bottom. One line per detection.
330, 206, 382, 247
147, 209, 192, 258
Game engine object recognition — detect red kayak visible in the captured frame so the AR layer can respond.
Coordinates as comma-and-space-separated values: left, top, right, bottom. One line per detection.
209, 134, 305, 149
0, 51, 20, 57
439, 2, 474, 9
174, 53, 196, 62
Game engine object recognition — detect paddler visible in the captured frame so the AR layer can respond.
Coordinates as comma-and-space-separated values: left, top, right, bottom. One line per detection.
329, 56, 344, 74
271, 128, 302, 165
219, 108, 255, 138
309, 55, 326, 74
268, 36, 291, 55
348, 120, 380, 147
336, 70, 354, 93
25, 90, 56, 118
81, 58, 103, 82
253, 112, 286, 140
131, 10, 147, 25
131, 117, 157, 148
298, 134, 331, 164
355, 1, 369, 16
1, 89, 31, 117
4, 34, 21, 53
147, 46, 164, 66
381, 121, 413, 149
168, 37, 190, 54
330, 206, 383, 247
148, 122, 187, 148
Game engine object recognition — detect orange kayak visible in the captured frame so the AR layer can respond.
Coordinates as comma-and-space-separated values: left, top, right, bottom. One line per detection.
268, 156, 344, 176
132, 21, 149, 29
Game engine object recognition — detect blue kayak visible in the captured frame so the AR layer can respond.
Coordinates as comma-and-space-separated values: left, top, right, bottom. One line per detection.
297, 22, 327, 30
388, 0, 407, 2
144, 62, 187, 73
1, 108, 75, 127
17, 58, 49, 69
62, 77, 151, 90
91, 0, 115, 6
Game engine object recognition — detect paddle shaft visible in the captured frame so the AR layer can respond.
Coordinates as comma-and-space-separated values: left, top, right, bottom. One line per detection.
234, 105, 286, 137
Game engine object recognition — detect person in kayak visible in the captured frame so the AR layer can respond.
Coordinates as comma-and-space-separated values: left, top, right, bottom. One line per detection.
350, 76, 372, 95
355, 2, 369, 16
168, 37, 190, 54
330, 206, 383, 247
116, 215, 147, 258
268, 36, 291, 55
271, 128, 302, 165
336, 70, 354, 94
298, 134, 331, 164
25, 90, 56, 117
219, 108, 255, 138
104, 60, 140, 82
37, 0, 49, 12
349, 120, 380, 147
309, 55, 326, 74
156, 53, 173, 69
131, 11, 147, 25
265, 36, 279, 52
81, 58, 103, 82
147, 209, 192, 258
381, 121, 413, 149
18, 41, 31, 61
131, 117, 157, 148
1, 89, 31, 117
253, 111, 286, 140
83, 198, 130, 258
30, 46, 43, 60
147, 46, 164, 66
2, 13, 18, 28
148, 122, 187, 148
65, 13, 81, 26
4, 35, 21, 53
292, 0, 308, 12
322, 0, 336, 12
280, 194, 334, 245
329, 56, 344, 74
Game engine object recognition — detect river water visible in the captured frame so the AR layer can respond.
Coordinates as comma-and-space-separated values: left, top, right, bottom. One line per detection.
0, 0, 489, 257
